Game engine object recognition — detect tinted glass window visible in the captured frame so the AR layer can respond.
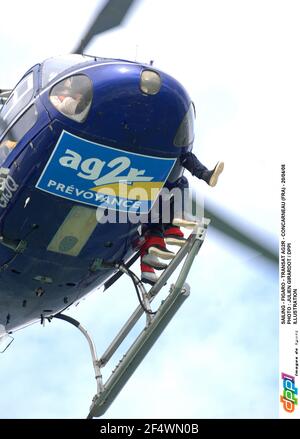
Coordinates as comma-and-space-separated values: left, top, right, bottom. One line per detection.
0, 90, 11, 113
42, 55, 91, 88
49, 75, 93, 123
0, 73, 34, 139
0, 105, 38, 166
173, 103, 195, 147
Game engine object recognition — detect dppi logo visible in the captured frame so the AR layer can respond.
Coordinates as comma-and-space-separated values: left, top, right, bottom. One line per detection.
280, 372, 298, 413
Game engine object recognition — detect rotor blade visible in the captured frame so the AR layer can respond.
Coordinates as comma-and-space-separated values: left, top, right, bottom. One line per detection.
205, 205, 278, 264
73, 0, 137, 54
190, 196, 278, 264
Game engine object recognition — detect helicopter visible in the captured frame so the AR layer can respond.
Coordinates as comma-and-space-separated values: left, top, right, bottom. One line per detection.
0, 0, 278, 418
0, 5, 208, 416
0, 50, 194, 328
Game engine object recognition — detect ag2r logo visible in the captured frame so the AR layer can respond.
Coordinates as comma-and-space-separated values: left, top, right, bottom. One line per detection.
58, 148, 153, 187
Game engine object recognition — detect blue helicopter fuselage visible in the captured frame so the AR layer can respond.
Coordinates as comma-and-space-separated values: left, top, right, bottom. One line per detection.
0, 55, 193, 333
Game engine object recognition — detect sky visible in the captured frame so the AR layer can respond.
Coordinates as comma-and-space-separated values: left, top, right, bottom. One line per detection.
0, 0, 298, 419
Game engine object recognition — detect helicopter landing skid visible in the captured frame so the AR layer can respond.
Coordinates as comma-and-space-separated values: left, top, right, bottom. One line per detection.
55, 218, 210, 418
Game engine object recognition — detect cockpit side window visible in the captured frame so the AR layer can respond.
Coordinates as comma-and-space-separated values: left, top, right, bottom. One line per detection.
0, 105, 38, 166
0, 72, 34, 140
173, 102, 195, 147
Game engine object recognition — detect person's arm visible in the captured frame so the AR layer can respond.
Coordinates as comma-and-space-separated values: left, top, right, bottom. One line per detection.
50, 95, 79, 115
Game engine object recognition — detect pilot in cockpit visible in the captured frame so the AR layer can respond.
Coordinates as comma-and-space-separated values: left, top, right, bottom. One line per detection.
50, 77, 84, 116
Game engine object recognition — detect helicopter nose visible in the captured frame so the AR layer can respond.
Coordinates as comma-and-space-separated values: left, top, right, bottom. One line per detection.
89, 63, 191, 156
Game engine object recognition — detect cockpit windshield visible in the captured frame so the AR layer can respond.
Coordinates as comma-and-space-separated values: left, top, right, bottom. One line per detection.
42, 54, 93, 88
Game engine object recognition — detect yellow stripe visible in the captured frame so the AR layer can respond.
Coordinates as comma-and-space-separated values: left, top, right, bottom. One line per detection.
89, 181, 163, 201
47, 206, 97, 256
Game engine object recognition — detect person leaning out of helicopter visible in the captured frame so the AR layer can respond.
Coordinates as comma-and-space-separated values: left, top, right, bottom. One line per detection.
140, 155, 224, 284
